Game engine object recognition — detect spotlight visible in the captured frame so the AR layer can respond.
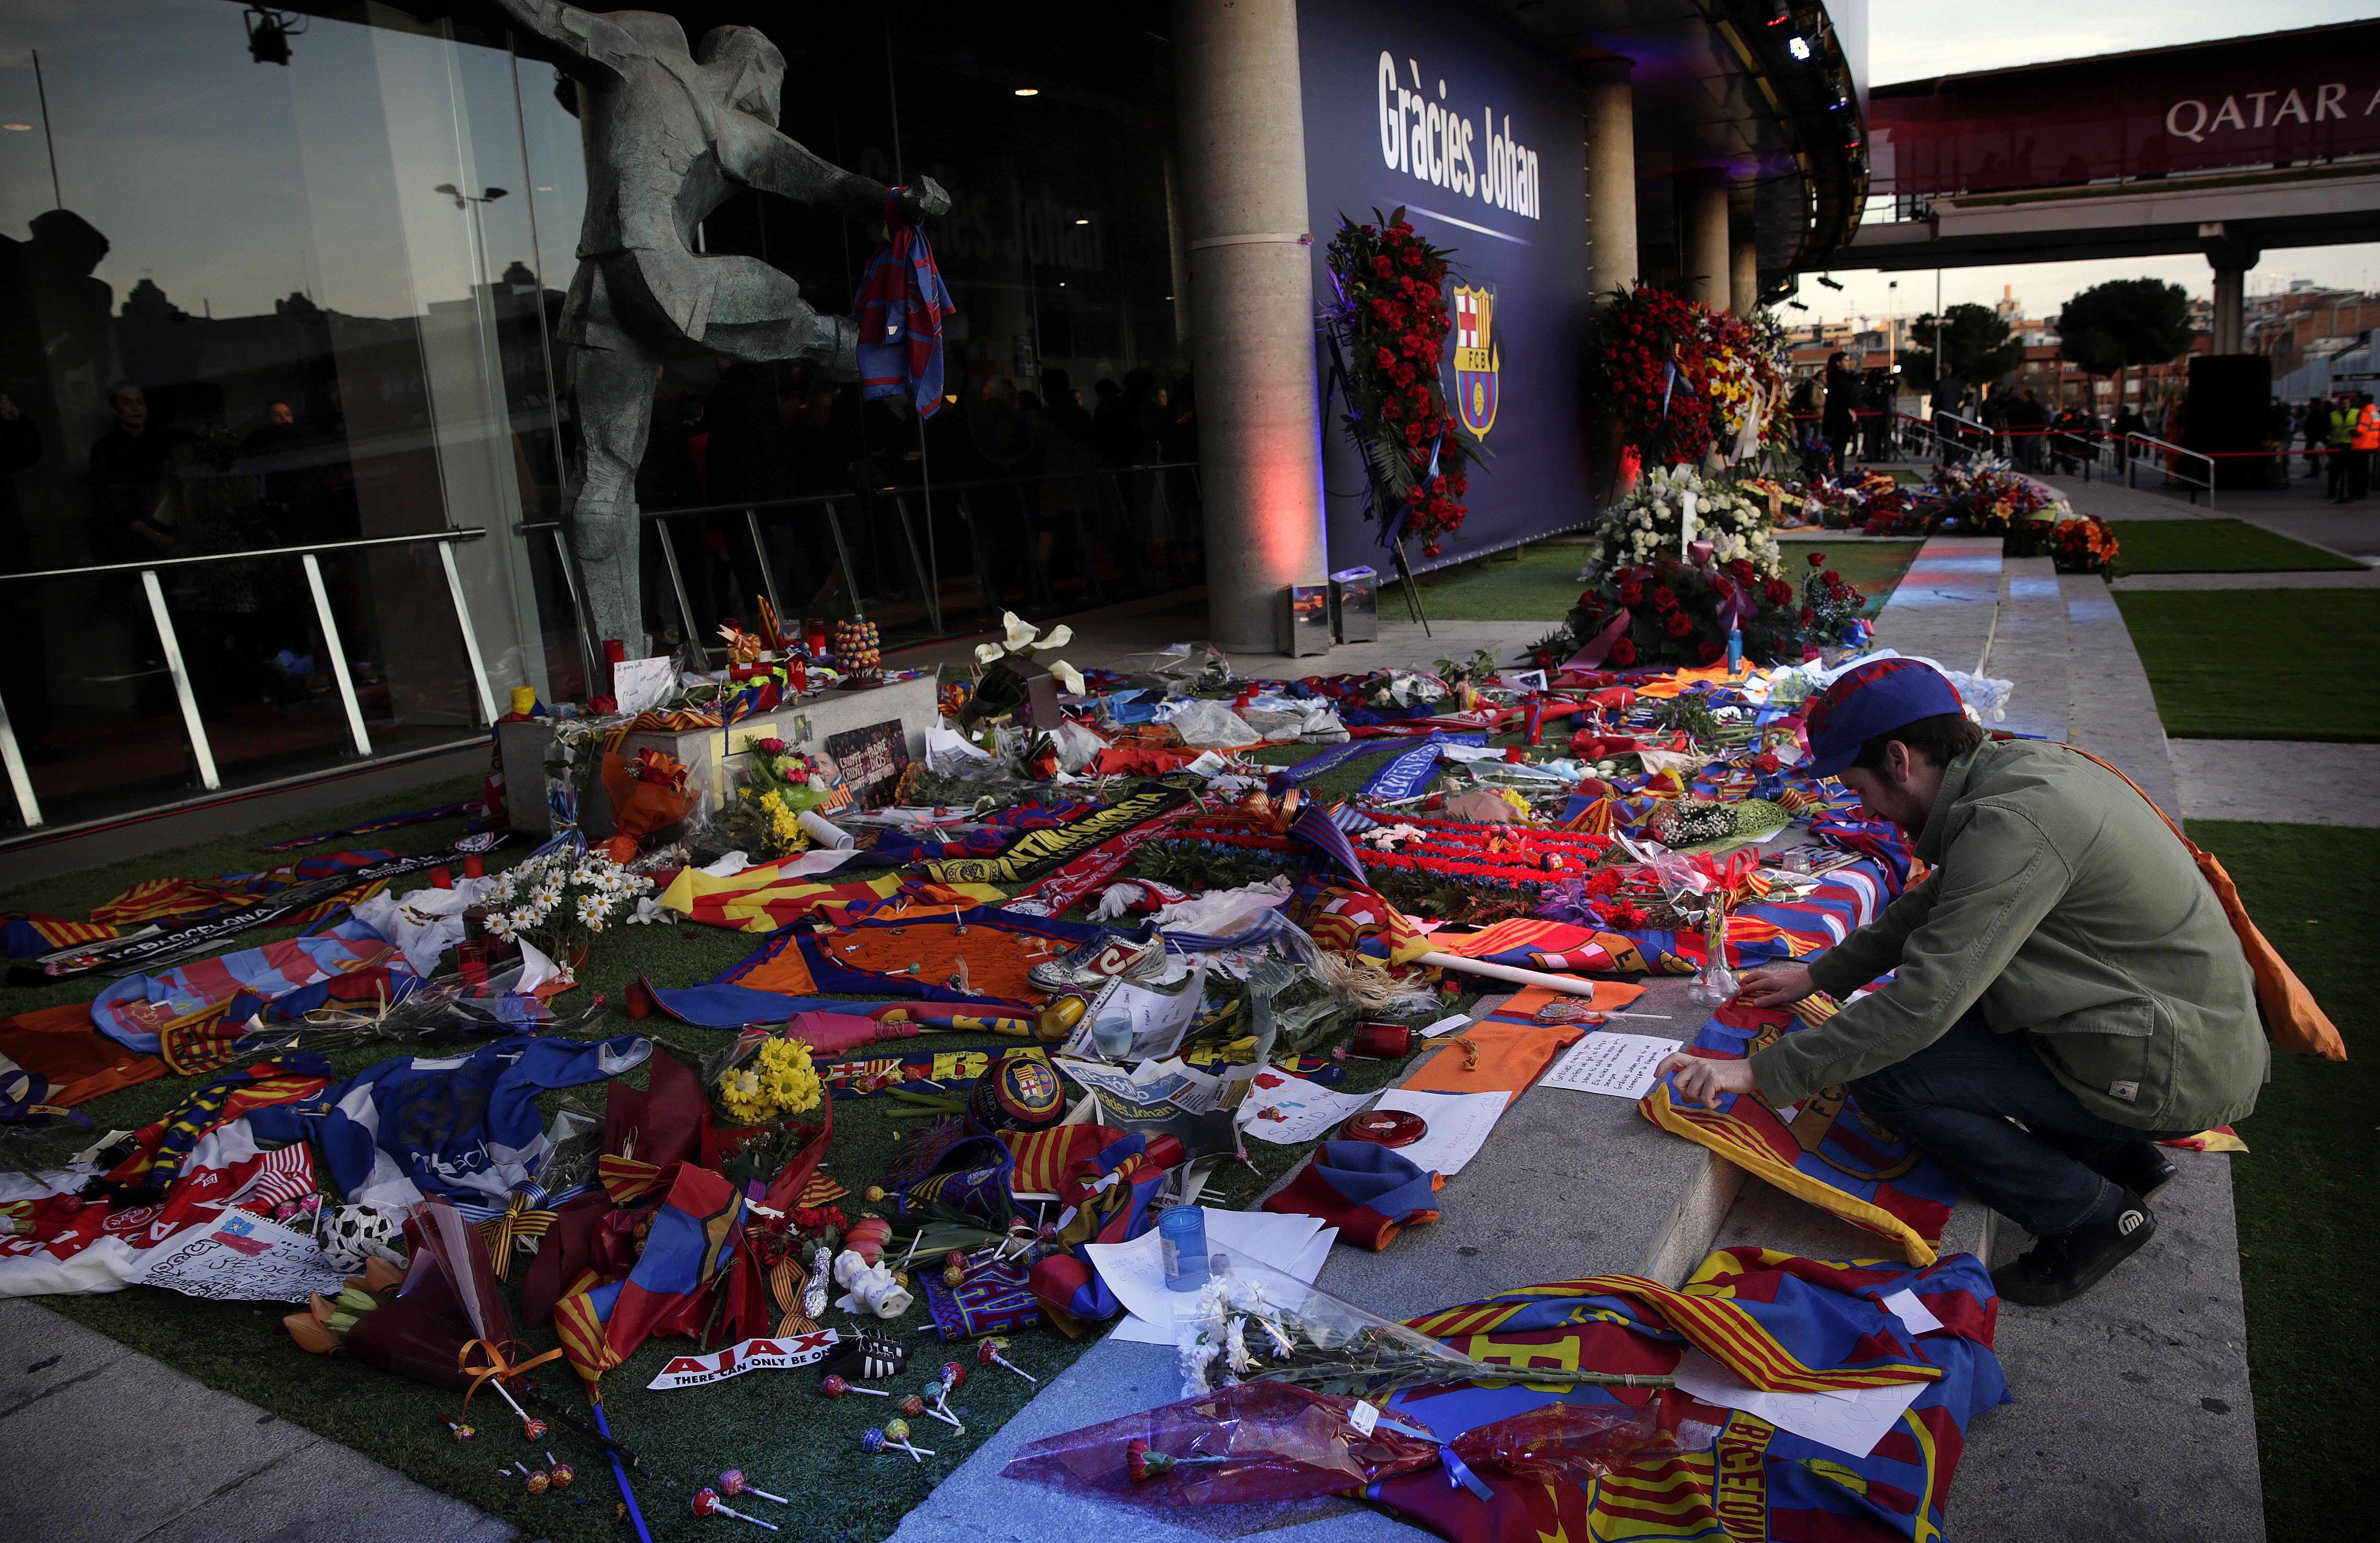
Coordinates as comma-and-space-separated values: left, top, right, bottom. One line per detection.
243, 6, 306, 66
1013, 87, 1039, 97
1816, 274, 1844, 291
1787, 300, 1809, 311
1786, 35, 1812, 62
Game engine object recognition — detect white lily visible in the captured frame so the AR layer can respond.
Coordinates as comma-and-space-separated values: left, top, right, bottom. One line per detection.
973, 641, 1005, 666
1038, 624, 1073, 650
1048, 659, 1085, 696
1000, 612, 1039, 650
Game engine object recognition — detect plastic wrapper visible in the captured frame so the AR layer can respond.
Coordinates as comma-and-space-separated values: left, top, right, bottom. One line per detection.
598, 749, 702, 864
1001, 1380, 1440, 1508
1125, 641, 1237, 695
1177, 1253, 1673, 1403
1447, 1401, 1691, 1490
1166, 698, 1264, 749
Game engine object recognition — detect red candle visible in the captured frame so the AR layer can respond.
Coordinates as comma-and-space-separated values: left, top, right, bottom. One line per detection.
602, 638, 627, 667
429, 867, 452, 890
463, 854, 484, 879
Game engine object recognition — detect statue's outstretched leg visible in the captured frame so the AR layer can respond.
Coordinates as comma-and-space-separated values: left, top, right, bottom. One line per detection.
564, 300, 661, 653
695, 254, 859, 378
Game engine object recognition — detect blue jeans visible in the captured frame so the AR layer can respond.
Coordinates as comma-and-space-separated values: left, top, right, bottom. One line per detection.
1849, 1010, 2194, 1236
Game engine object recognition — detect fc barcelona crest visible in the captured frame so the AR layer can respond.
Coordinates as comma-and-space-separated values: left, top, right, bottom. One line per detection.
1451, 285, 1500, 437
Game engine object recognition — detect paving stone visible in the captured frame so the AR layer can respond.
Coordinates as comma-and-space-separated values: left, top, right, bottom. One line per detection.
138, 1435, 519, 1543
0, 1298, 130, 1422
0, 1350, 320, 1543
1982, 556, 2069, 743
2172, 739, 2380, 826
1868, 536, 2003, 675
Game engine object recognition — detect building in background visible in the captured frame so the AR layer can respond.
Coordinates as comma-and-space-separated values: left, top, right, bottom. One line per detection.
0, 0, 1867, 842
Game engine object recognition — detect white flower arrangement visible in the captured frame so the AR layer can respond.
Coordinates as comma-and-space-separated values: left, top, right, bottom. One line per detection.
1581, 465, 1784, 581
479, 847, 654, 955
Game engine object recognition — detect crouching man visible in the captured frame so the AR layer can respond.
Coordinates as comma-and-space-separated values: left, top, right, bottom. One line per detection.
1658, 658, 2265, 1305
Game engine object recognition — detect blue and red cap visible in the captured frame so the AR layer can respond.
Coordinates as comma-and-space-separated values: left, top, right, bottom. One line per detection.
1802, 657, 1966, 778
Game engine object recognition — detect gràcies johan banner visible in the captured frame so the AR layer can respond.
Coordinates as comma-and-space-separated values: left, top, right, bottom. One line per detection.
647, 1329, 841, 1390
1300, 0, 1594, 575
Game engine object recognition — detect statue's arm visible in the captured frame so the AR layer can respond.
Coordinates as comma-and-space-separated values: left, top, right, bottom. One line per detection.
487, 0, 620, 80
719, 114, 951, 225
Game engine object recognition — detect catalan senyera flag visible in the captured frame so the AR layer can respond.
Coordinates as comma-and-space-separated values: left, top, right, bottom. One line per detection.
1370, 1247, 2009, 1543
3, 850, 397, 959
552, 1163, 746, 1391
1303, 883, 1434, 967
657, 857, 1003, 934
1642, 996, 1965, 1265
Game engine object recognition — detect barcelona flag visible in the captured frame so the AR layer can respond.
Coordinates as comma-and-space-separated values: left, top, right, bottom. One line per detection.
1642, 997, 1964, 1264
1372, 1247, 2009, 1543
552, 1163, 747, 1390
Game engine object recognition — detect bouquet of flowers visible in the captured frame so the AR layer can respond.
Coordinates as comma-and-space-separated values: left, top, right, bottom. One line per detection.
703, 1033, 825, 1126
1560, 553, 1807, 670
2053, 515, 2120, 574
962, 611, 1087, 732
693, 737, 842, 858
479, 848, 657, 962
1581, 465, 1783, 579
1933, 457, 2063, 542
596, 748, 698, 864
1591, 284, 1716, 466
1795, 548, 1871, 648
1322, 210, 1481, 555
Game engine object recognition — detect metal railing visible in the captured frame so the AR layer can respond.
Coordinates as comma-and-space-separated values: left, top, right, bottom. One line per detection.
519, 461, 1205, 674
2115, 433, 2215, 506
0, 529, 496, 831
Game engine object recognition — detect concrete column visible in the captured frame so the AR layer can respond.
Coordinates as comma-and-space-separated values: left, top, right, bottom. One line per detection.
1171, 0, 1329, 654
1728, 239, 1759, 317
1581, 58, 1637, 302
1680, 170, 1730, 310
2211, 264, 2246, 354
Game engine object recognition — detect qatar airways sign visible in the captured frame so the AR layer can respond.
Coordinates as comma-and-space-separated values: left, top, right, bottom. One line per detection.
1869, 22, 2380, 198
1374, 52, 1543, 220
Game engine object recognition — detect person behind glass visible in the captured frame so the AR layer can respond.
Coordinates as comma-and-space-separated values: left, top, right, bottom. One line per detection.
1861, 369, 1892, 461
1656, 658, 2265, 1306
2325, 391, 2356, 502
2300, 397, 2327, 478
88, 382, 179, 564
1821, 351, 1857, 481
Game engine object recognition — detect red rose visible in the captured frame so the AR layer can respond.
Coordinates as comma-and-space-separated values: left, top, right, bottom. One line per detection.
1373, 347, 1394, 371
754, 736, 788, 755
1372, 255, 1393, 278
1610, 637, 1637, 666
1617, 580, 1644, 605
1665, 611, 1695, 638
1807, 551, 1826, 568
1402, 420, 1425, 445
1763, 578, 1792, 605
1381, 396, 1402, 419
1651, 585, 1676, 611
1697, 641, 1725, 666
1822, 570, 1841, 585
1799, 606, 1817, 625
1729, 559, 1755, 582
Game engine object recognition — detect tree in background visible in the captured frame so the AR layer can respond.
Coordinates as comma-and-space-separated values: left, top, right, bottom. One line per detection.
1905, 303, 2024, 393
2057, 278, 2196, 416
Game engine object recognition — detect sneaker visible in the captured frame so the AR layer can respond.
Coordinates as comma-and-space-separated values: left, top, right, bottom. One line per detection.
1026, 934, 1165, 993
1992, 1190, 2156, 1307
2095, 1143, 2179, 1200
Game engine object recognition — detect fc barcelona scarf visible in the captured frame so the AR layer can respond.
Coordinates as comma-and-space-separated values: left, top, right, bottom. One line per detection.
3, 849, 408, 964
925, 785, 1194, 886
1370, 1247, 2009, 1543
1640, 996, 1963, 1264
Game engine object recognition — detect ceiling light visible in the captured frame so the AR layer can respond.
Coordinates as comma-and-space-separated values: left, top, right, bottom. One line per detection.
1074, 218, 1089, 226
1785, 35, 1812, 61
1014, 87, 1039, 97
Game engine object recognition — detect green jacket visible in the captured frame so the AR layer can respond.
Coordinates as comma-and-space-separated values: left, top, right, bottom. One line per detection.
1752, 739, 2266, 1132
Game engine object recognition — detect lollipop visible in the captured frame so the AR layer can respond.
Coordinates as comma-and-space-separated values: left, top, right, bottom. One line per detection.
519, 1417, 549, 1443
692, 1487, 779, 1531
882, 1418, 935, 1462
977, 1338, 1038, 1384
820, 1373, 889, 1400
918, 1379, 964, 1430
897, 1394, 927, 1419
860, 1428, 888, 1456
438, 1414, 476, 1442
511, 1461, 549, 1496
940, 1360, 967, 1391
545, 1453, 574, 1491
719, 1469, 789, 1505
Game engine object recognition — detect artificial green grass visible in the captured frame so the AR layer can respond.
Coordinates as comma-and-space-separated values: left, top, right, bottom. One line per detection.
1407, 537, 1919, 626
0, 767, 1461, 1542
2114, 590, 2380, 742
2185, 820, 2378, 1543
2109, 518, 2362, 576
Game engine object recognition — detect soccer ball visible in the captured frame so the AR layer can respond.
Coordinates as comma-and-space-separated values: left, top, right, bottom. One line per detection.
318, 1203, 408, 1272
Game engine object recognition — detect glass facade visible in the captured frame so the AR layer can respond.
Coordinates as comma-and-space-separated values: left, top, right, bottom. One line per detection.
0, 0, 1194, 835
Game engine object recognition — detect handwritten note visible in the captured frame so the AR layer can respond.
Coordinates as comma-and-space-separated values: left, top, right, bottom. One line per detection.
137, 1212, 349, 1303
1537, 1032, 1685, 1100
612, 655, 677, 716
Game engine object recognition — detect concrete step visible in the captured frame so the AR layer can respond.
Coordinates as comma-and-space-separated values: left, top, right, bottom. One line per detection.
1983, 556, 2070, 742
1868, 535, 2005, 674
